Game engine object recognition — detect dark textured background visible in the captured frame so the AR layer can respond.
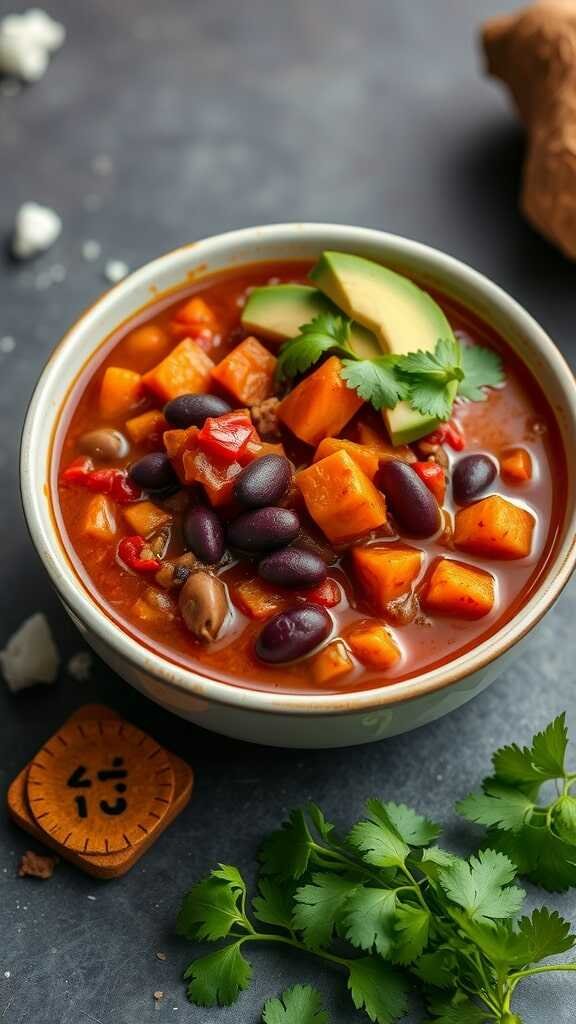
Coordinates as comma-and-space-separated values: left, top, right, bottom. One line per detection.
1, 1, 575, 1021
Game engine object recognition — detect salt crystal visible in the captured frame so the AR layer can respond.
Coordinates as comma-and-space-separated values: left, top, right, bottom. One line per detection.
12, 202, 62, 260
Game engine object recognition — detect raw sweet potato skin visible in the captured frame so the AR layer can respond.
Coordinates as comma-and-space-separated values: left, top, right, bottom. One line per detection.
99, 367, 142, 418
346, 620, 401, 670
278, 356, 364, 445
311, 640, 354, 685
142, 339, 215, 402
422, 557, 495, 620
211, 336, 277, 405
352, 543, 423, 613
314, 437, 380, 481
500, 447, 533, 484
122, 501, 172, 537
296, 449, 388, 544
454, 494, 535, 559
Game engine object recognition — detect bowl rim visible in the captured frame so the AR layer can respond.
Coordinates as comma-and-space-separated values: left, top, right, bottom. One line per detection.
20, 222, 576, 716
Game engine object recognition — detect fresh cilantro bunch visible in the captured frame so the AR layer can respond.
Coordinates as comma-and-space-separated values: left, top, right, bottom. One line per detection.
276, 314, 504, 422
177, 736, 576, 1024
458, 714, 576, 892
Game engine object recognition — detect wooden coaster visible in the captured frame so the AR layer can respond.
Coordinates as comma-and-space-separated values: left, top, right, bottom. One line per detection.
7, 705, 193, 878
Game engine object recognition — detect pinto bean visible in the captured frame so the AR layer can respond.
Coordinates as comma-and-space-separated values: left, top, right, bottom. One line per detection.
78, 428, 128, 460
178, 570, 229, 641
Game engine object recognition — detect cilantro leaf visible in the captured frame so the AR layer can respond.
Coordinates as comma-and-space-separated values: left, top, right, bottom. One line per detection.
184, 942, 252, 1006
397, 338, 462, 384
176, 865, 248, 941
276, 314, 353, 382
262, 985, 329, 1024
418, 846, 458, 882
427, 991, 488, 1024
483, 825, 576, 892
458, 344, 504, 402
393, 904, 431, 964
438, 850, 525, 923
293, 873, 358, 948
491, 742, 545, 792
306, 802, 337, 842
368, 799, 441, 847
414, 949, 459, 989
405, 378, 454, 421
343, 887, 397, 956
347, 957, 408, 1024
530, 713, 568, 778
340, 357, 407, 410
457, 782, 534, 833
513, 907, 575, 962
253, 877, 295, 931
260, 810, 314, 879
553, 796, 576, 845
347, 818, 409, 870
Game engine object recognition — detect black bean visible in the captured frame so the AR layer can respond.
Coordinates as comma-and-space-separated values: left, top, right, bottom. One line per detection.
259, 547, 327, 588
164, 393, 232, 429
452, 453, 497, 505
377, 458, 440, 537
228, 507, 300, 553
128, 452, 178, 491
255, 604, 332, 664
233, 454, 293, 509
184, 506, 225, 564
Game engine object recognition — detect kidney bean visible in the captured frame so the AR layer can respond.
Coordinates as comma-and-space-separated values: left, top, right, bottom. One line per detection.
128, 452, 178, 491
184, 506, 225, 564
164, 393, 232, 429
233, 454, 293, 509
228, 507, 300, 553
78, 428, 128, 460
259, 547, 327, 588
255, 603, 332, 664
452, 453, 497, 504
179, 570, 229, 641
377, 458, 440, 537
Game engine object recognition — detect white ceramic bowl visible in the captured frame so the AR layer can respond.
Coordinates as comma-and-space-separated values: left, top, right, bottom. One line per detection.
21, 224, 576, 747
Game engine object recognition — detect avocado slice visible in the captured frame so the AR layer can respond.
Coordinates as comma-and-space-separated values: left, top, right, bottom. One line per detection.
241, 284, 380, 360
310, 252, 458, 445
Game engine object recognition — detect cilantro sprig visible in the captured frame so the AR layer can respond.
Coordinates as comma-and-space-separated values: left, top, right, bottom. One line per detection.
177, 721, 576, 1024
276, 314, 504, 423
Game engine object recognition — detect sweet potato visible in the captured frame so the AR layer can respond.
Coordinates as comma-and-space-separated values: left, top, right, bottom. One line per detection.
500, 447, 533, 484
172, 297, 219, 332
82, 494, 116, 541
422, 558, 495, 620
311, 640, 354, 686
132, 588, 175, 625
454, 494, 535, 559
277, 356, 364, 445
125, 409, 168, 446
123, 501, 172, 537
296, 450, 388, 543
346, 620, 401, 670
211, 336, 277, 406
99, 366, 142, 418
142, 339, 214, 403
123, 324, 169, 367
232, 577, 290, 620
314, 437, 380, 481
355, 422, 415, 463
352, 543, 423, 613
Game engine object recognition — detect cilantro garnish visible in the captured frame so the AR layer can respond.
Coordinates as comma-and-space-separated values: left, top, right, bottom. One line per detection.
276, 314, 504, 424
177, 718, 576, 1023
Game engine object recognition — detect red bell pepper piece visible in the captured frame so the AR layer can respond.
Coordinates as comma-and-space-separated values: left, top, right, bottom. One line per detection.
197, 412, 256, 463
60, 456, 94, 485
117, 535, 159, 574
60, 460, 142, 503
424, 420, 465, 451
304, 578, 341, 608
413, 461, 446, 504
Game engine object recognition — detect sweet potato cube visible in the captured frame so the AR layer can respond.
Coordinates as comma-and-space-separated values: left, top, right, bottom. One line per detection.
211, 337, 277, 406
125, 409, 168, 445
99, 366, 142, 418
123, 324, 170, 367
311, 640, 354, 686
314, 437, 380, 481
232, 577, 290, 620
352, 543, 423, 612
122, 501, 172, 537
500, 448, 533, 484
422, 558, 495, 620
142, 339, 214, 402
173, 296, 219, 332
355, 422, 415, 463
82, 495, 116, 541
346, 621, 401, 670
132, 588, 174, 625
454, 495, 535, 559
296, 450, 388, 543
277, 356, 364, 445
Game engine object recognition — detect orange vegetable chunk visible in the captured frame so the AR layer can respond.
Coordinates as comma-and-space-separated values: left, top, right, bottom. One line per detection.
500, 447, 533, 484
132, 588, 174, 625
422, 558, 495, 620
123, 324, 169, 367
211, 336, 277, 406
125, 409, 168, 446
142, 338, 214, 403
346, 620, 401, 670
122, 501, 172, 537
82, 494, 116, 541
173, 297, 219, 332
296, 450, 388, 544
355, 422, 415, 463
352, 543, 423, 613
314, 437, 380, 481
311, 640, 354, 686
232, 578, 289, 620
454, 494, 535, 559
99, 367, 142, 418
182, 449, 242, 506
277, 356, 364, 445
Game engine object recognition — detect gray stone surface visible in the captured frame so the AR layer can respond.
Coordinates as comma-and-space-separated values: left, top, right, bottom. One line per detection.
1, 0, 575, 1020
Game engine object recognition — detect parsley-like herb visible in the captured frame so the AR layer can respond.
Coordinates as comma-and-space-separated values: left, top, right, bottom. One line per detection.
177, 718, 576, 1023
276, 314, 355, 383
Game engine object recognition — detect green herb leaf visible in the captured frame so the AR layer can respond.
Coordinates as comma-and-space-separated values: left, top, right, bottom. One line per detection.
393, 904, 431, 964
176, 865, 248, 941
513, 907, 575, 962
438, 850, 525, 923
262, 985, 330, 1024
184, 942, 252, 1006
405, 378, 454, 421
253, 877, 295, 931
276, 314, 353, 382
293, 873, 358, 948
458, 343, 504, 402
367, 799, 441, 847
347, 818, 409, 870
427, 991, 488, 1024
456, 782, 534, 833
553, 796, 576, 845
260, 810, 314, 880
397, 337, 463, 384
347, 957, 408, 1024
340, 357, 407, 410
530, 713, 569, 778
343, 888, 398, 956
481, 825, 576, 892
414, 949, 459, 989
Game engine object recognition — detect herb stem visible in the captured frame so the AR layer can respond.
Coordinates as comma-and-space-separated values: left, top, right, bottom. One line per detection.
245, 930, 351, 969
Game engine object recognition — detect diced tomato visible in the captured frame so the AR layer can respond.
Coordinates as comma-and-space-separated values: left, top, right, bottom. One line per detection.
60, 460, 142, 504
412, 461, 446, 504
425, 420, 465, 451
117, 535, 159, 574
197, 412, 256, 463
61, 456, 94, 485
304, 578, 342, 608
